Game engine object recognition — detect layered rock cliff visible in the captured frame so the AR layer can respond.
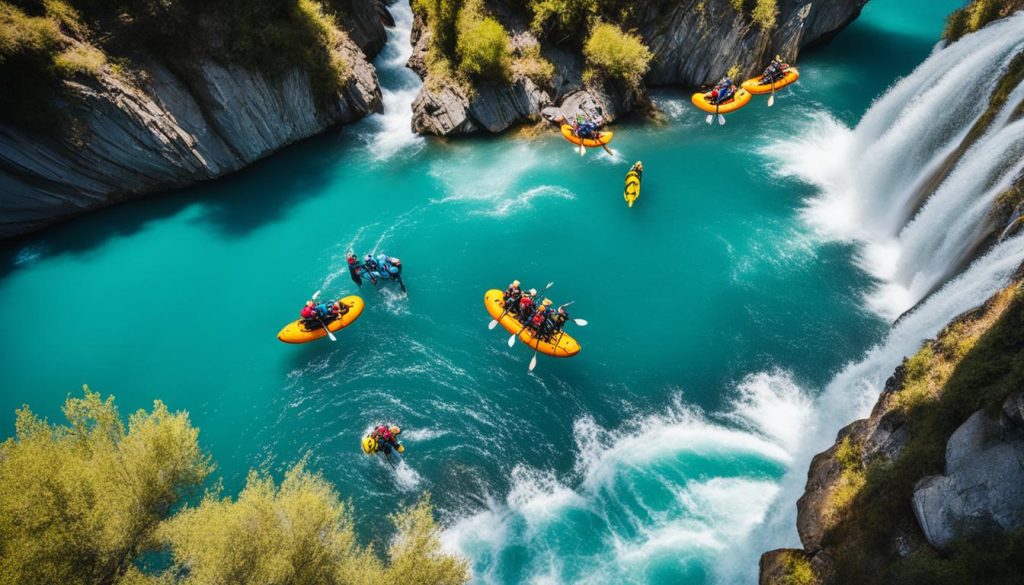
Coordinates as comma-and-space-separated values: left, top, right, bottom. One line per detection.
409, 0, 868, 136
0, 0, 389, 238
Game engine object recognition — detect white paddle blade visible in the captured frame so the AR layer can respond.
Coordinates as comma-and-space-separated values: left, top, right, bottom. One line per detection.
312, 290, 321, 301
574, 319, 588, 326
488, 319, 499, 330
768, 95, 775, 107
327, 332, 337, 342
546, 282, 555, 289
718, 115, 726, 126
579, 144, 586, 157
507, 334, 517, 348
529, 353, 538, 372
705, 114, 713, 125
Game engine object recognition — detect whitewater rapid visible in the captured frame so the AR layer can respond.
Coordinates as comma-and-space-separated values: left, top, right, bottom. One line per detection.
767, 13, 1024, 320
444, 15, 1024, 584
361, 0, 424, 159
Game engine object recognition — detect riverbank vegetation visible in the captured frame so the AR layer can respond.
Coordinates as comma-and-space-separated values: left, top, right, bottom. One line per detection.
944, 0, 1024, 41
0, 389, 469, 585
820, 284, 1024, 584
413, 0, 650, 89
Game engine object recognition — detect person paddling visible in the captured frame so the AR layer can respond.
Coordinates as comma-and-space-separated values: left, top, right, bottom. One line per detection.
504, 280, 523, 315
518, 288, 538, 323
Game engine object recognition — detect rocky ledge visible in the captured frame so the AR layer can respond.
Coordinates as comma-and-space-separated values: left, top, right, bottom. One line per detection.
409, 0, 868, 136
760, 269, 1024, 585
0, 0, 390, 239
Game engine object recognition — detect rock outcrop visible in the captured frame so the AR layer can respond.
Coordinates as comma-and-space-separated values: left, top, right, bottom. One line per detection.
638, 0, 870, 86
410, 0, 869, 136
0, 0, 388, 238
761, 273, 1024, 584
912, 406, 1024, 550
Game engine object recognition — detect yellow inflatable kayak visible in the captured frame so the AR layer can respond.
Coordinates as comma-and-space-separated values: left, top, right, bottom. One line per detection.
691, 89, 751, 114
741, 68, 800, 94
624, 162, 642, 208
277, 296, 364, 344
560, 124, 613, 148
484, 289, 580, 357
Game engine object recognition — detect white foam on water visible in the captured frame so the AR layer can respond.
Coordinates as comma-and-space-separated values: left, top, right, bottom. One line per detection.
392, 459, 424, 491
766, 13, 1024, 319
361, 1, 425, 161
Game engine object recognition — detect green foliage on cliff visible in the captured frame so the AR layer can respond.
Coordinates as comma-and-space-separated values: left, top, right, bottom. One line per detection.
455, 0, 510, 80
730, 0, 779, 30
0, 388, 212, 584
944, 0, 1024, 42
0, 0, 359, 136
822, 284, 1024, 584
0, 390, 470, 585
583, 21, 652, 88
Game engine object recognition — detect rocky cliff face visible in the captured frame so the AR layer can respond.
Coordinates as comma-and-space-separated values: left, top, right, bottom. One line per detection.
0, 0, 388, 239
638, 0, 868, 85
760, 273, 1024, 585
410, 0, 868, 137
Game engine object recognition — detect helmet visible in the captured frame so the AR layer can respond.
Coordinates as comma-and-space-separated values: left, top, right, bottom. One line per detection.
389, 426, 401, 436
529, 288, 537, 296
512, 280, 520, 287
361, 436, 377, 454
776, 54, 783, 61
541, 299, 553, 307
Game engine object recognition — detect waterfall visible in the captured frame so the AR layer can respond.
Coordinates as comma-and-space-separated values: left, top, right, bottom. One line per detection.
768, 13, 1024, 319
360, 1, 424, 160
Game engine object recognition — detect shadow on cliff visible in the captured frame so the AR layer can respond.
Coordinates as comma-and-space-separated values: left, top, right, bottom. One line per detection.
0, 130, 358, 279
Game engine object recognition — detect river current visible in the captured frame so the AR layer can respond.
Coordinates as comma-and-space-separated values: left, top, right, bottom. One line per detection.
4, 1, 1017, 583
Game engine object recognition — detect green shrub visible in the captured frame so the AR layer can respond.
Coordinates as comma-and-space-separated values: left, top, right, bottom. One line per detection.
455, 0, 510, 80
413, 0, 459, 60
582, 21, 651, 87
53, 43, 105, 75
752, 0, 778, 30
0, 388, 212, 585
511, 42, 554, 83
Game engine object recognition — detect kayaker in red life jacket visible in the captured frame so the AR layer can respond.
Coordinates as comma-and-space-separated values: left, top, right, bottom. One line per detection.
372, 425, 403, 455
300, 300, 316, 320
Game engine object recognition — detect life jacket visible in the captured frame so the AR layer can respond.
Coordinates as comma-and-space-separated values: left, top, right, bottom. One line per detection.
375, 425, 394, 441
520, 296, 534, 311
301, 305, 315, 319
531, 309, 547, 327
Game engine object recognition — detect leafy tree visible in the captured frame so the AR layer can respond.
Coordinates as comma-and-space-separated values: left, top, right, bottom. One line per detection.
0, 388, 212, 585
582, 21, 652, 88
158, 464, 469, 585
455, 0, 510, 80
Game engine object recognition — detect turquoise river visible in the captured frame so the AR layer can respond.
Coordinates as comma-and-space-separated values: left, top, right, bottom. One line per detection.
0, 1, 970, 583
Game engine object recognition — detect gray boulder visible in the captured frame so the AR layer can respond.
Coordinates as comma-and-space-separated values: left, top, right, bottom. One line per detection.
912, 409, 1024, 550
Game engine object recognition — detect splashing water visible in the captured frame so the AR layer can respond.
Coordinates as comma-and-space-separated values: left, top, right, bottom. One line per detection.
361, 1, 424, 160
767, 13, 1024, 319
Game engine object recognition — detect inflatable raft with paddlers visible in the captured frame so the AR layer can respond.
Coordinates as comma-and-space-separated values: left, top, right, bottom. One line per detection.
691, 88, 751, 115
560, 124, 613, 148
624, 161, 642, 208
484, 289, 581, 358
277, 295, 364, 344
741, 67, 799, 94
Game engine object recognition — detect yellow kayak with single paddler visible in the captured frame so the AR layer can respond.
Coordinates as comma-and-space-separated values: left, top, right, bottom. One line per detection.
741, 68, 800, 94
484, 289, 580, 357
277, 296, 364, 344
624, 162, 642, 208
691, 88, 751, 114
